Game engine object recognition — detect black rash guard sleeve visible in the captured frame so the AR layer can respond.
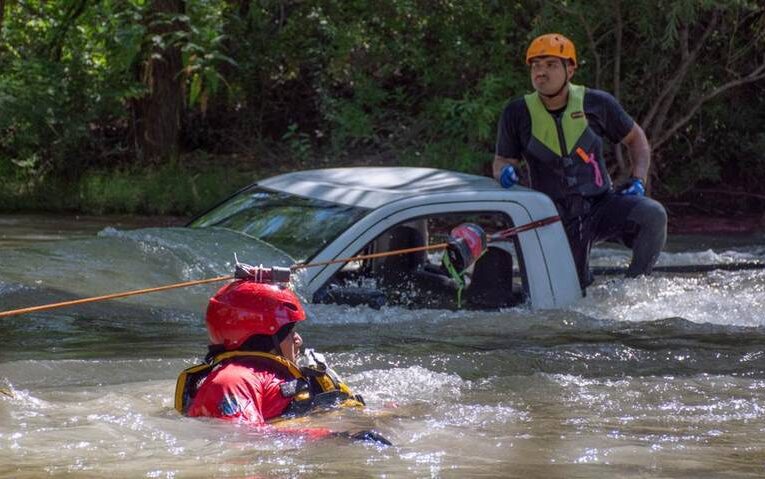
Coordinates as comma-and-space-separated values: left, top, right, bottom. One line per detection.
583, 89, 635, 143
495, 98, 529, 159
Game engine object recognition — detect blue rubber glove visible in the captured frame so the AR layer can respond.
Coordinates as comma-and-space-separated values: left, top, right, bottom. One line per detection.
499, 165, 519, 189
335, 430, 393, 446
620, 177, 645, 196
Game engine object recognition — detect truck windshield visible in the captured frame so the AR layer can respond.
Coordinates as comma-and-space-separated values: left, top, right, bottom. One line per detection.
188, 187, 370, 261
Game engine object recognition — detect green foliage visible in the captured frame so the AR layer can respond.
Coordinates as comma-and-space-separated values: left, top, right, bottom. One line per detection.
1, 0, 764, 214
76, 163, 236, 215
282, 123, 313, 162
401, 140, 490, 175
433, 74, 516, 145
164, 2, 237, 111
0, 58, 92, 178
0, 0, 144, 179
0, 162, 252, 215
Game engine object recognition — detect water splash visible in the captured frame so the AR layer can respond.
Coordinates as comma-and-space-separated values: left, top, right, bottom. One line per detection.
574, 270, 765, 326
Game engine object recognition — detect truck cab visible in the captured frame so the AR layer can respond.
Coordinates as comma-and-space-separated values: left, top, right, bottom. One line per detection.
190, 167, 582, 310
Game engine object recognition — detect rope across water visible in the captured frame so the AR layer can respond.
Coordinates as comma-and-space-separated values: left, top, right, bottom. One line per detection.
0, 216, 561, 318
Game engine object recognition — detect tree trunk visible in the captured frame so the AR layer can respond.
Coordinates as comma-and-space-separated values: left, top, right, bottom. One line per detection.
133, 0, 186, 163
0, 0, 5, 36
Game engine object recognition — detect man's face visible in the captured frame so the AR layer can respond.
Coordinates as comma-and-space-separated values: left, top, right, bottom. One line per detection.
529, 56, 574, 96
279, 330, 303, 363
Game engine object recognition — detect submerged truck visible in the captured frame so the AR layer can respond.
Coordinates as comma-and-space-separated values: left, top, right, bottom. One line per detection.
189, 167, 582, 310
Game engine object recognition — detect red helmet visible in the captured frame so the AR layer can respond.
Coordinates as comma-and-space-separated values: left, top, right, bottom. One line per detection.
205, 280, 306, 350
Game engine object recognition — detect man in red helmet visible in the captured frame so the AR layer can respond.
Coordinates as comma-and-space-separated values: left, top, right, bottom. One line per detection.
493, 33, 667, 291
175, 279, 389, 444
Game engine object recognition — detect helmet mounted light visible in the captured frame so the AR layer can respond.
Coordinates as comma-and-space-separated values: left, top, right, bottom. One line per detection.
206, 259, 304, 351
234, 262, 292, 283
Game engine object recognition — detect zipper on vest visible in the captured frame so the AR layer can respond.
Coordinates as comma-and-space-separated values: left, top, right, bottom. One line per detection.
553, 115, 567, 156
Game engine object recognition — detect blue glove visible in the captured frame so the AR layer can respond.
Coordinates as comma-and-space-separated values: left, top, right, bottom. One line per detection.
499, 165, 519, 188
335, 430, 393, 446
620, 177, 645, 196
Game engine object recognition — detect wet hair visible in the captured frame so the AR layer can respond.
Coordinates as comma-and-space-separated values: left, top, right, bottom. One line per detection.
206, 322, 296, 363
243, 322, 295, 351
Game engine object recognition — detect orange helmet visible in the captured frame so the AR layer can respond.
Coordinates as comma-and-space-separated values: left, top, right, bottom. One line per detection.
205, 281, 306, 350
526, 33, 577, 66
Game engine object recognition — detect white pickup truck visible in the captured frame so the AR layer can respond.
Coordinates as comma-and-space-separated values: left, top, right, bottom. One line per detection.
189, 167, 582, 310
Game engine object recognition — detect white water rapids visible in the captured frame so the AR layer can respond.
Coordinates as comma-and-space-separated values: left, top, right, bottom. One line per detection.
1, 215, 764, 478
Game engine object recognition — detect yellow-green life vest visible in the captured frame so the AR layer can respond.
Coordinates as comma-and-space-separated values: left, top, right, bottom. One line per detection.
522, 84, 611, 212
175, 350, 365, 419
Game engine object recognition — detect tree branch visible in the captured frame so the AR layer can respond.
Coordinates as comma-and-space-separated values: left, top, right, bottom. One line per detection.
578, 7, 602, 89
653, 62, 765, 150
48, 0, 92, 62
642, 11, 719, 133
727, 9, 765, 66
548, 0, 606, 88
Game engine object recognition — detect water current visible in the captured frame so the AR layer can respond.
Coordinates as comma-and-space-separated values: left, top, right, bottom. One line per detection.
1, 214, 764, 478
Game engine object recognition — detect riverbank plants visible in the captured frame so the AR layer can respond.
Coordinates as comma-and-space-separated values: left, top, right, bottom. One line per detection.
1, 1, 763, 216
0, 161, 252, 216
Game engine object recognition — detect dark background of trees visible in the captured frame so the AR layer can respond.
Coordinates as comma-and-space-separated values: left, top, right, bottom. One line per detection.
1, 0, 764, 216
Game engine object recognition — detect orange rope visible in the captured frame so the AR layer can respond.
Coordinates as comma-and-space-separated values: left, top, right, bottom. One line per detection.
291, 242, 450, 270
0, 275, 234, 318
0, 216, 560, 318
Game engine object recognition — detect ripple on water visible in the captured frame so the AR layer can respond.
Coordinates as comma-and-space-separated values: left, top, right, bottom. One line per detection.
574, 270, 765, 326
350, 365, 467, 404
3, 224, 765, 476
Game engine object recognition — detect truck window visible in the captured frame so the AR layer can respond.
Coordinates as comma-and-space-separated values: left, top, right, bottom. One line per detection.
321, 211, 527, 309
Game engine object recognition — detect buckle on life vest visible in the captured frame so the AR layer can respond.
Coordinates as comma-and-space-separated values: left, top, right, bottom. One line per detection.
280, 378, 310, 398
282, 390, 366, 418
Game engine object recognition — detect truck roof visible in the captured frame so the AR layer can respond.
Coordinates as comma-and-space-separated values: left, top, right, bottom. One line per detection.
259, 167, 504, 209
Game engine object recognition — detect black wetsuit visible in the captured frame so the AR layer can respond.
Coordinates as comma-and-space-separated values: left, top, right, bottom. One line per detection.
496, 87, 667, 289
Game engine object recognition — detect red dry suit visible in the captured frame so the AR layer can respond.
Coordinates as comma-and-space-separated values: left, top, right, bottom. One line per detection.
178, 351, 365, 440
186, 360, 292, 425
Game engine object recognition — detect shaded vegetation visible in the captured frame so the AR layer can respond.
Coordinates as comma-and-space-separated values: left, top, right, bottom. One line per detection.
0, 0, 764, 216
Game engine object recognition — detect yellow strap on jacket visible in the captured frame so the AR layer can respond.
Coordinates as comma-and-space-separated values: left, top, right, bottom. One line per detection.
174, 351, 364, 416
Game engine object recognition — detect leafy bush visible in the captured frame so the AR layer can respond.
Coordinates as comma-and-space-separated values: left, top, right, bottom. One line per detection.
1, 0, 764, 214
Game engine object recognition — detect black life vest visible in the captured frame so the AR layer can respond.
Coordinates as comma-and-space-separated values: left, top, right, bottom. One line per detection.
174, 350, 365, 418
523, 84, 611, 216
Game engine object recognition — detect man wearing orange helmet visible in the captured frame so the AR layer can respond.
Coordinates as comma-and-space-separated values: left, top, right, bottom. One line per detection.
175, 278, 389, 444
493, 33, 667, 290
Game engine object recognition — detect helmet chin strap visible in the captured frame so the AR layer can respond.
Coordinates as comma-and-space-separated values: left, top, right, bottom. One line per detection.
271, 336, 283, 356
540, 79, 569, 99
271, 322, 296, 358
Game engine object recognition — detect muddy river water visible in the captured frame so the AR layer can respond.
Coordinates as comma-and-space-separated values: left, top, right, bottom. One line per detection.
1, 214, 764, 478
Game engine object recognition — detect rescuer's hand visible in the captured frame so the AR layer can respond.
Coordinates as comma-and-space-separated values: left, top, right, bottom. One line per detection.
349, 430, 393, 445
335, 429, 393, 446
619, 177, 645, 196
499, 165, 519, 188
